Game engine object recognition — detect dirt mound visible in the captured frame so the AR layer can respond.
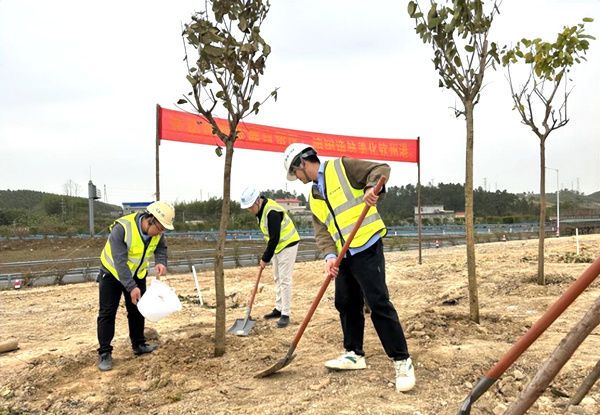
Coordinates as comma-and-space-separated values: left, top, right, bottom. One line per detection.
2, 236, 600, 414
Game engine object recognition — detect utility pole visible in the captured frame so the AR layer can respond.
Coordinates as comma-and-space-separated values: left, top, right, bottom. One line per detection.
88, 180, 101, 237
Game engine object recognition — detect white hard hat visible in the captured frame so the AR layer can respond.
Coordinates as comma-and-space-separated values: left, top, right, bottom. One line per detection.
146, 201, 175, 230
283, 143, 316, 181
240, 187, 260, 209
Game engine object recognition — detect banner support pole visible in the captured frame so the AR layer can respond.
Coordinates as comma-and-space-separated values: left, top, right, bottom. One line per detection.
417, 136, 422, 265
155, 104, 161, 201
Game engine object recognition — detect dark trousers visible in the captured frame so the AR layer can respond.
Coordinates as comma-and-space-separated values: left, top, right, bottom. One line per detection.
334, 239, 409, 360
97, 272, 147, 354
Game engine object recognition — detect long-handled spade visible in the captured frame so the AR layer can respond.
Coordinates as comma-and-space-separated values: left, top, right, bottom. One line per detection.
456, 255, 600, 414
254, 176, 386, 377
227, 266, 264, 336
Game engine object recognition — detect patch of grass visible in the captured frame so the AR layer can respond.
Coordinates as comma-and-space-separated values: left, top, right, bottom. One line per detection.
553, 251, 594, 263
168, 391, 183, 402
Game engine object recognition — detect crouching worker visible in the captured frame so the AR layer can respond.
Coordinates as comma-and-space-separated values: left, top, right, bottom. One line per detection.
283, 143, 415, 392
240, 187, 300, 328
96, 201, 174, 371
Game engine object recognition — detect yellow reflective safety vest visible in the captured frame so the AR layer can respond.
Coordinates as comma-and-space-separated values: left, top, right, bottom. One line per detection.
100, 213, 161, 280
259, 199, 300, 254
309, 159, 386, 254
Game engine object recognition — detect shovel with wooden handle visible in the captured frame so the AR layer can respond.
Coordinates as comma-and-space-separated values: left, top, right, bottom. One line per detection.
254, 175, 387, 377
456, 254, 600, 414
227, 266, 264, 336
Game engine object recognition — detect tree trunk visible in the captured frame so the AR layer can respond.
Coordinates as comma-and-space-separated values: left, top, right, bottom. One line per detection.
538, 138, 546, 285
213, 140, 235, 357
464, 100, 479, 324
571, 359, 600, 405
505, 295, 600, 414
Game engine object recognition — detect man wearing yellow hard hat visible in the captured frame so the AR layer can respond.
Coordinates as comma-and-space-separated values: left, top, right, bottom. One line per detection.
96, 201, 175, 371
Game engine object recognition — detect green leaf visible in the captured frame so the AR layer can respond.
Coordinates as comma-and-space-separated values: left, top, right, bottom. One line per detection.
454, 55, 462, 66
177, 99, 187, 105
583, 17, 594, 23
464, 45, 474, 52
427, 4, 437, 21
215, 146, 223, 157
204, 44, 224, 57
407, 1, 417, 17
238, 17, 248, 32
233, 70, 244, 84
428, 17, 441, 29
186, 75, 197, 86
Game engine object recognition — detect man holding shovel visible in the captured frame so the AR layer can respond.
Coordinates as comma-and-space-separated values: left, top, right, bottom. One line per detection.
283, 143, 415, 392
96, 201, 174, 371
240, 188, 300, 328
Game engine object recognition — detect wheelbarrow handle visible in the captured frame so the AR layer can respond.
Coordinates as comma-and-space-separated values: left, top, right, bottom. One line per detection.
289, 175, 387, 350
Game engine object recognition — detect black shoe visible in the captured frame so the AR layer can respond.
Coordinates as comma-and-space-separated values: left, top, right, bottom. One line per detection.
98, 352, 113, 371
263, 308, 281, 319
277, 315, 290, 328
133, 344, 158, 356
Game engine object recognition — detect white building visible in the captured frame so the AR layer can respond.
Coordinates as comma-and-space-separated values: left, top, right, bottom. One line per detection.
122, 202, 152, 214
275, 198, 310, 217
414, 205, 455, 222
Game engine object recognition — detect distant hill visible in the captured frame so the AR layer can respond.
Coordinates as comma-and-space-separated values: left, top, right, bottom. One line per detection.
531, 189, 600, 211
0, 189, 121, 214
586, 190, 600, 203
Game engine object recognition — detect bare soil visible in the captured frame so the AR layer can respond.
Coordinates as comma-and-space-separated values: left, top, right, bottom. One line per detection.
2, 236, 600, 414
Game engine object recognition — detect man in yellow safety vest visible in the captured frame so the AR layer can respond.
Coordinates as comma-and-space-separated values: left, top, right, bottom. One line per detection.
240, 188, 300, 328
96, 201, 174, 371
283, 143, 415, 392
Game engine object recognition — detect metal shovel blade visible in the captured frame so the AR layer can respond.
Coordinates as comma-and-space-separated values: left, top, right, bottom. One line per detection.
254, 351, 296, 378
227, 317, 256, 336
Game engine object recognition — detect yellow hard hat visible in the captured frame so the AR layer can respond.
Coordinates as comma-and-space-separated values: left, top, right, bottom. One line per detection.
147, 201, 175, 230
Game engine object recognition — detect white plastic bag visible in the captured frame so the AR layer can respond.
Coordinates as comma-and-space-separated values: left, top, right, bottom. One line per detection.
137, 279, 182, 322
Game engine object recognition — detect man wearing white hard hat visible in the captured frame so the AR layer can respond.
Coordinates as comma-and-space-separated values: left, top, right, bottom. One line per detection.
240, 187, 300, 328
283, 143, 415, 393
96, 200, 174, 371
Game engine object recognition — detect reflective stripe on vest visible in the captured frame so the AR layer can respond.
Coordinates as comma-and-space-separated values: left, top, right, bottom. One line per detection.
309, 159, 386, 254
259, 199, 301, 254
100, 213, 161, 280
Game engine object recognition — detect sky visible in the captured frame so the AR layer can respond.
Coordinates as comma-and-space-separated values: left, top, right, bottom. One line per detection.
1, 0, 599, 207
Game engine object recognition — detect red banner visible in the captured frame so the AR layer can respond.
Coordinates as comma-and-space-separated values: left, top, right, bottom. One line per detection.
158, 106, 419, 163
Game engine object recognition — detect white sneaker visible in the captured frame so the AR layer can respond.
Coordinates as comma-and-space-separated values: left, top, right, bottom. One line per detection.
394, 357, 416, 392
325, 351, 366, 370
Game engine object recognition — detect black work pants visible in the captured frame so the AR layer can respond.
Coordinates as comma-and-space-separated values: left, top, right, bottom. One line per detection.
334, 239, 409, 360
97, 272, 147, 354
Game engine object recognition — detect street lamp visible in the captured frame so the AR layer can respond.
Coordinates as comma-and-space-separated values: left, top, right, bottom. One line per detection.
545, 166, 559, 237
